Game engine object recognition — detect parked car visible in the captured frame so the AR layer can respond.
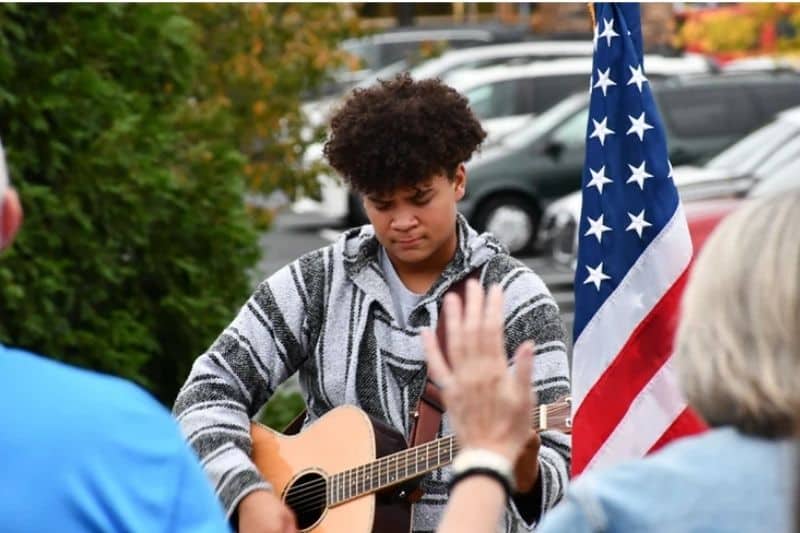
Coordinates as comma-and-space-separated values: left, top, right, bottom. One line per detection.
337, 53, 717, 230
538, 102, 800, 269
446, 54, 715, 141
302, 39, 597, 138
685, 155, 800, 251
313, 25, 527, 99
295, 41, 603, 220
460, 70, 800, 254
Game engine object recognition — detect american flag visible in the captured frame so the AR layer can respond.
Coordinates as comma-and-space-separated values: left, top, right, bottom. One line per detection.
570, 3, 706, 477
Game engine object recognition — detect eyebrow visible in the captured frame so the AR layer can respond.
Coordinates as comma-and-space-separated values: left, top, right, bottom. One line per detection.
408, 187, 433, 199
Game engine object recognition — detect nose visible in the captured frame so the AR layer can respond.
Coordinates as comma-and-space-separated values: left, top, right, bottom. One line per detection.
390, 208, 418, 231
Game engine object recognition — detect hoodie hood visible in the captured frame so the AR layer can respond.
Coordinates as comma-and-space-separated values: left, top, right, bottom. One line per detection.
336, 214, 506, 321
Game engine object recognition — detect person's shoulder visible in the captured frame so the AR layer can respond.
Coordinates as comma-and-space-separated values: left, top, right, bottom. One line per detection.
564, 429, 778, 532
480, 252, 552, 297
0, 345, 173, 432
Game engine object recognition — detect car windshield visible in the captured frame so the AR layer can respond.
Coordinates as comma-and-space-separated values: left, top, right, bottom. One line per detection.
754, 132, 800, 178
342, 40, 380, 71
500, 92, 589, 148
705, 119, 800, 174
749, 157, 800, 197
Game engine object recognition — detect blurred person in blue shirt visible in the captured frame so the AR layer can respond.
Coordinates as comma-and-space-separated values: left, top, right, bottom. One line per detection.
0, 141, 231, 532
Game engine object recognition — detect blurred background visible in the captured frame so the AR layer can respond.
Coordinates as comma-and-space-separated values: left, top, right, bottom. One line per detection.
0, 3, 798, 428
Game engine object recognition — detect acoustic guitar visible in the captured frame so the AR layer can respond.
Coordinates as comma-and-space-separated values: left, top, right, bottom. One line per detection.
250, 398, 571, 533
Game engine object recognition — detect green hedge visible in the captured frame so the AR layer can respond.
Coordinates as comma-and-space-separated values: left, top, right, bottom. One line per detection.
0, 4, 260, 404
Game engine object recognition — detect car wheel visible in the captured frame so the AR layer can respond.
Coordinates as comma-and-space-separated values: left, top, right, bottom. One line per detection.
473, 195, 539, 255
346, 192, 368, 227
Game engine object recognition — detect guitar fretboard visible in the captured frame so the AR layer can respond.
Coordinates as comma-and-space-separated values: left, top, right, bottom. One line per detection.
328, 434, 457, 506
326, 399, 571, 506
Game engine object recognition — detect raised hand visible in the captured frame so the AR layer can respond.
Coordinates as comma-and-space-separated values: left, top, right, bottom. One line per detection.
422, 279, 535, 464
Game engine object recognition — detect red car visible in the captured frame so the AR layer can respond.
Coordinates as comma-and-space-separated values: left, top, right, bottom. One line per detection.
684, 159, 799, 251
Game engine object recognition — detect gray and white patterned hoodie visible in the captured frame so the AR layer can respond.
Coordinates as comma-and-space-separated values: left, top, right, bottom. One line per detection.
174, 215, 571, 532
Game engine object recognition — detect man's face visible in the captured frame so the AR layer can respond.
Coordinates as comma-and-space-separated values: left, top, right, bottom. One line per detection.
363, 166, 466, 270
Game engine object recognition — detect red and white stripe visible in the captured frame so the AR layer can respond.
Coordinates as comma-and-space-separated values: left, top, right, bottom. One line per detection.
571, 203, 707, 476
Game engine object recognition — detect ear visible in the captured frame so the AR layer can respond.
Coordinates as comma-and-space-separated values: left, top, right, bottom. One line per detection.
453, 164, 466, 202
1, 188, 23, 251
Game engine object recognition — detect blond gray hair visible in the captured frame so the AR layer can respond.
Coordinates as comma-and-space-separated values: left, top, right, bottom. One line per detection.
676, 190, 800, 438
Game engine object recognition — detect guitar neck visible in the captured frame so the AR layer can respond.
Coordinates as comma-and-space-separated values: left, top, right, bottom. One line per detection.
327, 398, 571, 507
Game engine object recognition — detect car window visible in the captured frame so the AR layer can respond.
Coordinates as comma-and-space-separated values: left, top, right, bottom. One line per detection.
529, 75, 589, 114
754, 131, 800, 178
550, 106, 590, 148
705, 120, 799, 173
752, 82, 800, 118
342, 41, 380, 71
380, 41, 442, 68
503, 92, 589, 149
465, 80, 517, 120
658, 86, 757, 138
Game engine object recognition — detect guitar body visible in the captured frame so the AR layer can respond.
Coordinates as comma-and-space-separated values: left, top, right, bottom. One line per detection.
251, 405, 413, 533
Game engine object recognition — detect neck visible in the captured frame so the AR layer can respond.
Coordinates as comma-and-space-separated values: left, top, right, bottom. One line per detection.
390, 225, 459, 294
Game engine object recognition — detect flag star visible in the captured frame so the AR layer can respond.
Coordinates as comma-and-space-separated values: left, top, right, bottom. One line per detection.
627, 64, 649, 92
627, 161, 654, 190
589, 117, 615, 146
668, 160, 674, 179
587, 165, 613, 194
626, 112, 654, 141
631, 291, 645, 309
626, 209, 653, 238
593, 67, 617, 97
593, 22, 600, 51
584, 262, 611, 291
585, 214, 612, 243
600, 17, 620, 47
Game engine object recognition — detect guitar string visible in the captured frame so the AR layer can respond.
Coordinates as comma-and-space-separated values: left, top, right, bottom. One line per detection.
283, 405, 571, 513
282, 404, 572, 509
283, 403, 572, 509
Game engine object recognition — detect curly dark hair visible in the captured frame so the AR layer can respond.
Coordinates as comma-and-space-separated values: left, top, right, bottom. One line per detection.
323, 73, 486, 196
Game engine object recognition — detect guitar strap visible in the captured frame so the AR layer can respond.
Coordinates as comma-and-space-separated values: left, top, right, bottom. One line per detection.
407, 269, 480, 450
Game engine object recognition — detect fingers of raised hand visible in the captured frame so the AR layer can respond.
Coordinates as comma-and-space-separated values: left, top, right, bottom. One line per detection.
421, 328, 452, 388
443, 291, 465, 366
512, 341, 535, 395
461, 279, 484, 363
478, 284, 506, 371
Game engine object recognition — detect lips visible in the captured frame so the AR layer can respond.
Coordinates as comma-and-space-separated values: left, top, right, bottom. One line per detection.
396, 236, 422, 246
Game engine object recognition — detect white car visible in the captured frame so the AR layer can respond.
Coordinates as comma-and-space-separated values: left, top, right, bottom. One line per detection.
301, 40, 596, 135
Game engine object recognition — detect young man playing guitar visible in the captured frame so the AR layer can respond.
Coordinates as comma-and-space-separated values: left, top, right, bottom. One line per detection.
174, 73, 571, 533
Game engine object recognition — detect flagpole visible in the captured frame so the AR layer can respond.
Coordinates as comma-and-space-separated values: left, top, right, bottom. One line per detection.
587, 3, 596, 29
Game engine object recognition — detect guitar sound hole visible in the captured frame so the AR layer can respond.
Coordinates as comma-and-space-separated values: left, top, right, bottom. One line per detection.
284, 471, 327, 530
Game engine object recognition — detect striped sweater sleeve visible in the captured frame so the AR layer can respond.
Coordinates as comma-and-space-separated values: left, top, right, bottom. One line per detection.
482, 255, 571, 531
172, 250, 324, 517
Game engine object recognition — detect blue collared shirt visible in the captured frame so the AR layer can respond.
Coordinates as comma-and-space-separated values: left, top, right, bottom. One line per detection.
538, 427, 795, 532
